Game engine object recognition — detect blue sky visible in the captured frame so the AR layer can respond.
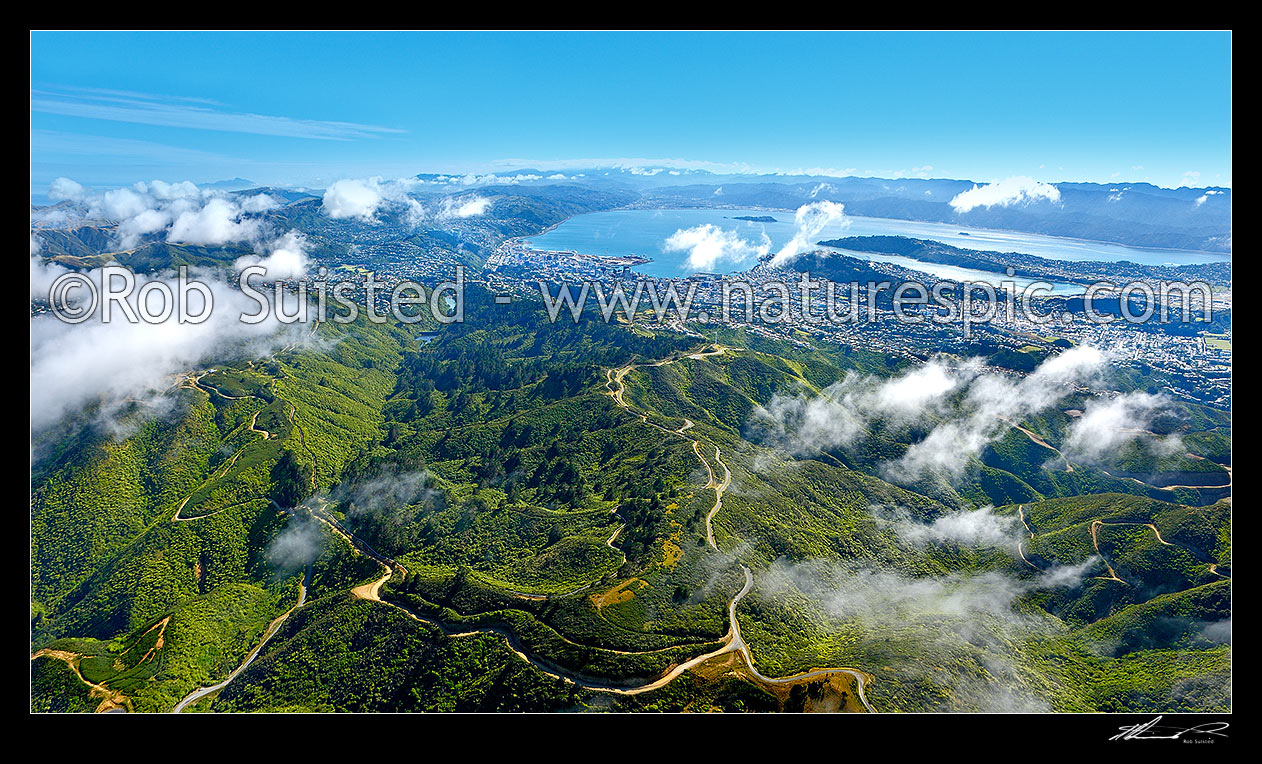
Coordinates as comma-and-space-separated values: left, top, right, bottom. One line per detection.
30, 31, 1232, 193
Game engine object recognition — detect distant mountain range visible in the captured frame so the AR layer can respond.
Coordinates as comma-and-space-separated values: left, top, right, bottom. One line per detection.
201, 177, 257, 191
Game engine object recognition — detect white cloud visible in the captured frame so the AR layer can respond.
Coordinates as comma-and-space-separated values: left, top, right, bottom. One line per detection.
31, 86, 404, 141
485, 156, 758, 176
1194, 189, 1222, 207
118, 207, 176, 247
49, 177, 274, 249
139, 179, 201, 201
751, 358, 973, 456
874, 361, 969, 417
428, 172, 545, 187
321, 178, 384, 221
234, 230, 309, 280
886, 346, 1104, 482
894, 165, 934, 179
265, 518, 326, 567
753, 383, 867, 454
167, 196, 262, 246
96, 187, 152, 221
949, 176, 1061, 213
763, 555, 1096, 633
886, 421, 986, 480
48, 177, 86, 202
770, 200, 848, 266
30, 268, 311, 433
751, 346, 1110, 485
30, 255, 68, 301
438, 195, 491, 219
664, 223, 770, 271
757, 553, 1098, 712
240, 193, 281, 213
1062, 391, 1175, 463
880, 505, 1021, 550
322, 177, 426, 225
30, 232, 70, 301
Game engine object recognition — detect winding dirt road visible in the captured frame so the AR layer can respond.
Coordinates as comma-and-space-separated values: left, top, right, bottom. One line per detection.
1089, 520, 1127, 583
602, 345, 876, 710
1097, 468, 1231, 492
1090, 519, 1228, 581
1005, 419, 1073, 472
1019, 506, 1227, 584
31, 648, 132, 713
173, 564, 311, 713
1016, 506, 1039, 570
171, 342, 875, 710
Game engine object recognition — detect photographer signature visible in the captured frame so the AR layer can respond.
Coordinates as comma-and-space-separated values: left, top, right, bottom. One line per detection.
1111, 716, 1229, 741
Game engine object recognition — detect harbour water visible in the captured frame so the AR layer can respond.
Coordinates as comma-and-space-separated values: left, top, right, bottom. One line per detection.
525, 208, 1228, 294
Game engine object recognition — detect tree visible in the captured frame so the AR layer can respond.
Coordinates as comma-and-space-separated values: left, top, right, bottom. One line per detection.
271, 450, 312, 508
